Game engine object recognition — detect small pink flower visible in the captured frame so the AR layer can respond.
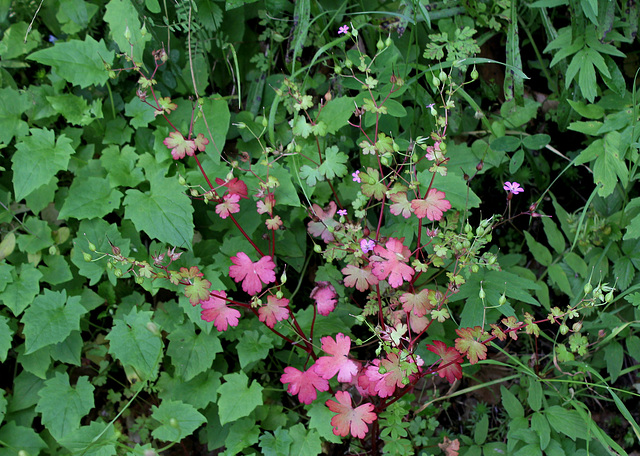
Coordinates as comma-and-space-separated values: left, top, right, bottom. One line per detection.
338, 25, 349, 35
352, 170, 361, 183
360, 239, 375, 253
503, 181, 524, 195
338, 209, 347, 216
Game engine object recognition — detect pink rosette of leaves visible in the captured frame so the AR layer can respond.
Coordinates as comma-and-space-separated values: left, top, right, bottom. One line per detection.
326, 391, 377, 439
280, 366, 329, 404
199, 291, 240, 331
313, 333, 359, 382
370, 237, 414, 288
307, 201, 338, 243
228, 252, 276, 296
411, 188, 451, 221
310, 281, 337, 316
258, 294, 290, 328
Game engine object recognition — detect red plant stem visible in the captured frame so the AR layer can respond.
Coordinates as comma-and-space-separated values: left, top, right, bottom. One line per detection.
228, 213, 266, 257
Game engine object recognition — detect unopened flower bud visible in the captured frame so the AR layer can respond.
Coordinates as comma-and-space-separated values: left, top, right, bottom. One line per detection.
498, 294, 507, 306
190, 188, 199, 197
376, 39, 385, 51
559, 324, 569, 335
313, 244, 322, 253
385, 36, 392, 48
476, 161, 484, 171
572, 322, 582, 332
583, 283, 593, 295
178, 176, 187, 186
124, 26, 132, 41
83, 252, 93, 262
471, 68, 479, 80
114, 268, 123, 278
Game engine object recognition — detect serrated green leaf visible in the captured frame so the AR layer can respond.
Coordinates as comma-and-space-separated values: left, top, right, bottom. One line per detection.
21, 290, 86, 354
194, 96, 230, 165
627, 336, 640, 361
150, 400, 206, 442
299, 164, 322, 186
100, 145, 146, 188
0, 316, 13, 363
123, 175, 194, 250
157, 370, 221, 409
563, 252, 588, 277
40, 254, 73, 285
613, 256, 635, 290
624, 212, 640, 240
104, 0, 150, 62
106, 306, 163, 382
545, 405, 584, 440
524, 231, 553, 267
50, 331, 83, 366
0, 87, 30, 145
318, 145, 348, 180
57, 421, 118, 456
307, 399, 342, 443
292, 115, 313, 138
59, 177, 123, 220
225, 418, 260, 454
0, 263, 42, 316
27, 36, 114, 88
260, 427, 294, 456
124, 97, 156, 128
16, 217, 53, 254
46, 94, 102, 126
36, 372, 95, 441
167, 321, 222, 381
236, 330, 274, 369
0, 422, 47, 456
317, 97, 355, 135
217, 372, 263, 425
12, 128, 74, 201
289, 423, 322, 455
0, 22, 42, 59
542, 218, 565, 254
566, 100, 604, 119
577, 51, 598, 102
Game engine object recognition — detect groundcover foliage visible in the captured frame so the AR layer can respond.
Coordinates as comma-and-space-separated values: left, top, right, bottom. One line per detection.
1, 0, 640, 454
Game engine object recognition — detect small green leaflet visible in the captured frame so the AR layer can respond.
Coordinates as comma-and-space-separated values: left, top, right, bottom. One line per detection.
0, 263, 42, 316
318, 146, 348, 180
0, 87, 29, 144
299, 164, 323, 186
217, 372, 263, 425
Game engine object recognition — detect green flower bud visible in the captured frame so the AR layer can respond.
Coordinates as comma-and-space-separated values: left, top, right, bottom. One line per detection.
583, 283, 593, 295
313, 244, 322, 253
178, 176, 187, 186
559, 324, 569, 335
83, 252, 93, 262
114, 268, 123, 278
479, 287, 486, 300
376, 39, 385, 51
276, 290, 284, 299
334, 65, 342, 75
385, 37, 392, 48
345, 59, 353, 69
48, 245, 57, 255
471, 68, 479, 80
471, 264, 479, 273
439, 142, 447, 151
88, 241, 97, 252
498, 294, 507, 306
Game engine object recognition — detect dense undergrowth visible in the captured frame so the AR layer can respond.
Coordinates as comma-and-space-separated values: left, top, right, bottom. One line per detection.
1, 0, 640, 455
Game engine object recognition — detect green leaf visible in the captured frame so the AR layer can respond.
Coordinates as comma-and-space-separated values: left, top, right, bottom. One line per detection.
217, 372, 263, 425
0, 263, 42, 316
545, 405, 584, 440
46, 94, 102, 126
500, 386, 524, 419
40, 254, 73, 285
12, 128, 74, 201
123, 174, 195, 250
613, 256, 635, 290
627, 336, 640, 362
35, 372, 95, 441
428, 170, 481, 210
522, 134, 551, 150
566, 100, 605, 119
523, 231, 553, 267
527, 379, 543, 412
16, 217, 53, 254
194, 96, 230, 165
490, 136, 521, 153
50, 331, 83, 366
27, 36, 114, 88
531, 412, 550, 450
0, 87, 29, 145
0, 316, 13, 363
106, 306, 164, 382
307, 399, 342, 443
292, 115, 313, 138
157, 370, 221, 409
509, 149, 525, 174
593, 131, 628, 197
236, 330, 274, 369
57, 421, 118, 456
150, 400, 206, 442
167, 321, 222, 381
299, 164, 322, 186
224, 418, 261, 454
59, 177, 123, 220
318, 145, 348, 180
542, 218, 565, 255
604, 341, 623, 382
100, 145, 146, 188
124, 97, 156, 128
260, 427, 294, 456
0, 390, 6, 424
548, 264, 574, 297
624, 212, 640, 240
289, 423, 322, 456
21, 290, 87, 354
0, 22, 42, 59
57, 0, 99, 35
104, 0, 151, 63
318, 97, 356, 135
0, 422, 47, 456
474, 414, 489, 445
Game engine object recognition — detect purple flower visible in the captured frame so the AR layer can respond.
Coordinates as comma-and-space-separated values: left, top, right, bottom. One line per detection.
503, 181, 524, 195
338, 209, 347, 216
360, 239, 375, 253
352, 170, 361, 183
338, 25, 350, 35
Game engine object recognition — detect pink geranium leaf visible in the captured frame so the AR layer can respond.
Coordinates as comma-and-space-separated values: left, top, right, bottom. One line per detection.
310, 281, 337, 316
411, 188, 452, 221
280, 366, 329, 404
193, 133, 209, 152
215, 177, 249, 199
400, 289, 436, 317
370, 237, 414, 288
389, 192, 412, 219
326, 391, 377, 439
163, 131, 196, 160
258, 294, 290, 328
215, 193, 241, 219
314, 333, 359, 382
307, 202, 338, 243
200, 291, 241, 331
426, 340, 463, 384
228, 252, 276, 295
342, 264, 379, 292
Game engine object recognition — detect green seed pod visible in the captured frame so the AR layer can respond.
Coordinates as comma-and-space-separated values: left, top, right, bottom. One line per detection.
559, 324, 569, 335
334, 65, 342, 75
572, 322, 582, 332
83, 252, 93, 262
605, 291, 614, 303
439, 71, 447, 82
455, 242, 463, 251
261, 117, 268, 128
385, 37, 392, 47
583, 283, 593, 295
498, 294, 507, 306
432, 76, 440, 87
376, 39, 385, 51
464, 224, 472, 234
479, 287, 486, 300
313, 244, 322, 253
88, 241, 97, 252
471, 68, 479, 80
178, 176, 187, 186
463, 240, 471, 249
114, 268, 123, 278
345, 59, 353, 69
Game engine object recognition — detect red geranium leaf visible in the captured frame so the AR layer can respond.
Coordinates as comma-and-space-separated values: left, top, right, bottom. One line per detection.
426, 340, 463, 384
310, 281, 337, 316
326, 391, 377, 439
200, 290, 241, 331
215, 177, 249, 199
389, 192, 412, 219
314, 333, 359, 382
454, 326, 488, 364
308, 201, 338, 243
258, 294, 290, 328
215, 193, 241, 219
193, 133, 209, 152
228, 252, 276, 296
163, 131, 196, 160
410, 188, 451, 221
342, 264, 379, 292
280, 366, 329, 404
370, 237, 414, 288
